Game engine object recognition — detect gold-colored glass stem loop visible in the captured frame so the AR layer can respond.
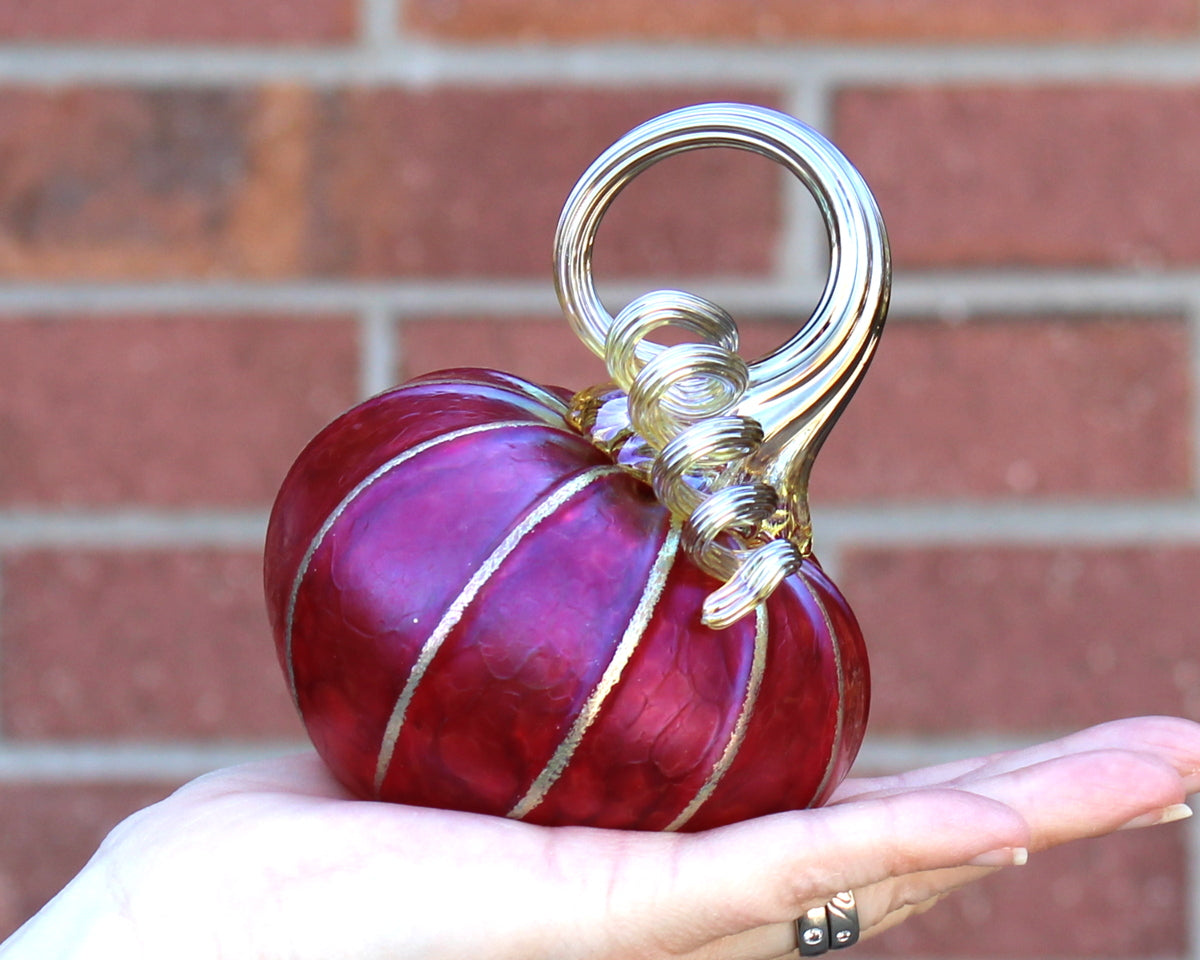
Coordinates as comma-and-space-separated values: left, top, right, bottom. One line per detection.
555, 102, 890, 499
555, 103, 890, 626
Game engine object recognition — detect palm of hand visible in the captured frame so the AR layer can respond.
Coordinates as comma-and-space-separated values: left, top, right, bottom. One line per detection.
13, 717, 1199, 960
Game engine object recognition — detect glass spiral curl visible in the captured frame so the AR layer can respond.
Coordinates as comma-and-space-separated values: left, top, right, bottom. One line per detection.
567, 289, 803, 629
556, 102, 890, 631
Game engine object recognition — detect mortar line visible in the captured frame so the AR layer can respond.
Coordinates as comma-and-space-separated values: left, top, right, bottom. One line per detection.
0, 732, 1036, 781
0, 42, 1199, 86
0, 741, 308, 781
890, 272, 1200, 317
359, 303, 398, 398
810, 536, 844, 583
0, 281, 559, 316
1186, 299, 1200, 503
0, 42, 1195, 87
0, 273, 1198, 316
0, 511, 268, 549
817, 500, 1200, 549
361, 0, 401, 48
853, 731, 1044, 773
5, 501, 1200, 551
392, 309, 409, 381
776, 82, 835, 290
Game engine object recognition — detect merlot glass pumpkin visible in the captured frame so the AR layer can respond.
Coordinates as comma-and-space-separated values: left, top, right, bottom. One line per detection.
264, 103, 889, 831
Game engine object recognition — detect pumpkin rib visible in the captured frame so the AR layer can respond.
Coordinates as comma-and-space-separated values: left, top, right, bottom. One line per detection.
507, 519, 683, 822
798, 568, 847, 809
282, 419, 539, 699
664, 601, 770, 831
371, 462, 625, 798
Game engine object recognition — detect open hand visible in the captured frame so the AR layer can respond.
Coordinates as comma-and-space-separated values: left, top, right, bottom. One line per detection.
3, 716, 1197, 960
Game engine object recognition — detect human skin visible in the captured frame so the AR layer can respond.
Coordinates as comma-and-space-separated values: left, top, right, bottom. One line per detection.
2, 716, 1197, 960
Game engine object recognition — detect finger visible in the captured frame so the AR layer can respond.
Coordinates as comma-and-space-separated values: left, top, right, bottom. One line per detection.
593, 747, 1187, 960
945, 748, 1189, 848
835, 716, 1200, 802
592, 723, 1199, 960
947, 716, 1200, 793
661, 862, 1004, 960
626, 787, 1029, 957
845, 749, 1189, 851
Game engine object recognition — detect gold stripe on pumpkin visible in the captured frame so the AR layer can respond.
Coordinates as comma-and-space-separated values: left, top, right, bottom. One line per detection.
372, 463, 624, 797
800, 570, 846, 806
284, 419, 538, 699
507, 520, 682, 821
664, 602, 770, 832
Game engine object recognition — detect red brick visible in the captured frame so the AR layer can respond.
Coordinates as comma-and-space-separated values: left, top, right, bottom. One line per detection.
836, 86, 1200, 268
405, 0, 1196, 42
842, 546, 1200, 734
305, 87, 782, 279
0, 87, 322, 280
400, 317, 609, 391
1, 550, 303, 740
0, 314, 358, 508
0, 0, 355, 42
871, 825, 1187, 957
768, 315, 1191, 502
0, 780, 180, 941
0, 86, 780, 281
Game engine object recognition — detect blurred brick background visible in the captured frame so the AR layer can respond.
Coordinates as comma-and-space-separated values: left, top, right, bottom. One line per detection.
1, 1, 1198, 954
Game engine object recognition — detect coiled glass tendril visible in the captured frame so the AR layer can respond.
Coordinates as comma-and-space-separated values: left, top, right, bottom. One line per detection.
568, 289, 803, 629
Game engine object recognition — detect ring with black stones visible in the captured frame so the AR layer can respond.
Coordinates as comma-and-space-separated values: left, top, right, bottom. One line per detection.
795, 891, 859, 955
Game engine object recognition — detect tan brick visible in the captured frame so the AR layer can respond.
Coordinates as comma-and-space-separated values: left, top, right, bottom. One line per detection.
0, 780, 180, 941
836, 86, 1200, 268
0, 0, 356, 42
1, 550, 303, 740
405, 0, 1197, 42
0, 314, 358, 508
870, 826, 1187, 957
842, 546, 1200, 733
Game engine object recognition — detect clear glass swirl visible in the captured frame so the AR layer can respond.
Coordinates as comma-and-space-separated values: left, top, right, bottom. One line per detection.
556, 103, 890, 628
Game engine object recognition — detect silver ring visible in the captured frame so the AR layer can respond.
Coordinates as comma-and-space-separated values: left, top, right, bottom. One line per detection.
796, 891, 859, 955
827, 891, 860, 949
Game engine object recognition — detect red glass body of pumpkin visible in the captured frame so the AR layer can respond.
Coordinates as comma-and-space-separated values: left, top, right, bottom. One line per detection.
264, 368, 868, 832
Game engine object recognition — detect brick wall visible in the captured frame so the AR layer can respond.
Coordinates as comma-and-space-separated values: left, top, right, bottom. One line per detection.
0, 1, 1197, 955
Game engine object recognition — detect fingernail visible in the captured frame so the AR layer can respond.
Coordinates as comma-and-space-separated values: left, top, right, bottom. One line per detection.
968, 846, 1029, 868
1118, 803, 1193, 831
